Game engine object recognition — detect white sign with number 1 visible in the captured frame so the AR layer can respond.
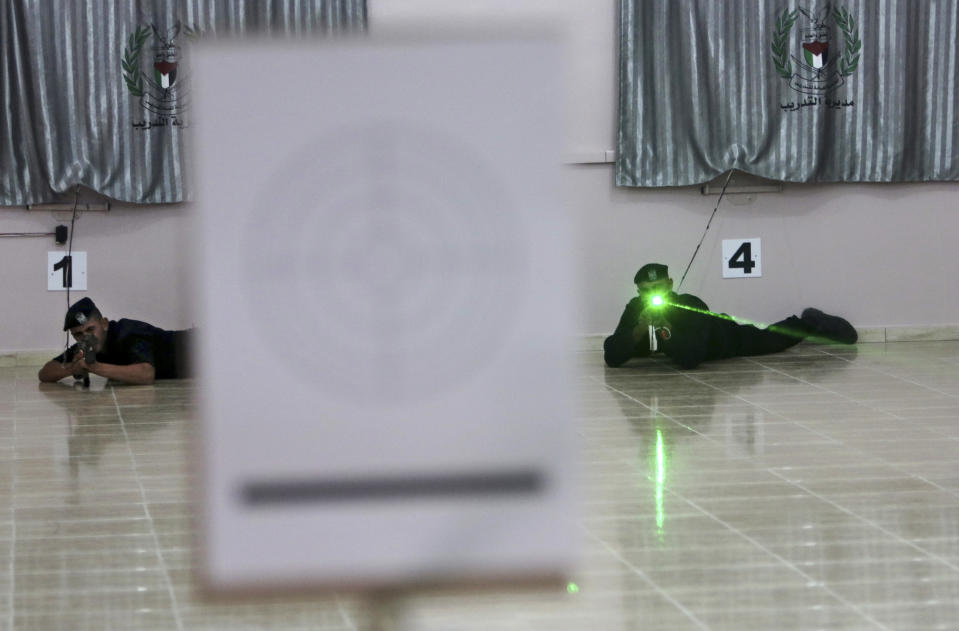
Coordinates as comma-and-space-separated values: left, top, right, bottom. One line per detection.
722, 239, 761, 278
47, 251, 87, 291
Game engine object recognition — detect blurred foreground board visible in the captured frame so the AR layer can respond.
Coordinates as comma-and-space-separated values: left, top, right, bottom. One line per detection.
191, 32, 578, 591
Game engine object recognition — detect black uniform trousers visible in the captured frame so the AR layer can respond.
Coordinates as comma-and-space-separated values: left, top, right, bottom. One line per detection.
662, 315, 808, 369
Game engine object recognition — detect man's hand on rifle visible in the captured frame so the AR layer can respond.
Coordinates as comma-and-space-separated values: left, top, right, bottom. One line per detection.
69, 351, 92, 379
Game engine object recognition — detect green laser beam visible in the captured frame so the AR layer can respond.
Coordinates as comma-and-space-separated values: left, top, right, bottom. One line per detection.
655, 429, 665, 535
658, 298, 810, 341
661, 298, 762, 325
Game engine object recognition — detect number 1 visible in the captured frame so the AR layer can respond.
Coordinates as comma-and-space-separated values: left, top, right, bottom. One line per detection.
54, 255, 72, 288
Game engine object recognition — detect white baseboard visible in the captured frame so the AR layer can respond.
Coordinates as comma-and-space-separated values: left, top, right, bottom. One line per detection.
0, 350, 59, 368
882, 325, 959, 342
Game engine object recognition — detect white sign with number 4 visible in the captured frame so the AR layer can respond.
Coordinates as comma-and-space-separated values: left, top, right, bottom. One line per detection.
722, 239, 761, 278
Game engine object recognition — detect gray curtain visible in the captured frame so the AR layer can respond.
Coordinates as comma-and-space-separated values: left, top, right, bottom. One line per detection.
0, 0, 367, 205
617, 1, 959, 187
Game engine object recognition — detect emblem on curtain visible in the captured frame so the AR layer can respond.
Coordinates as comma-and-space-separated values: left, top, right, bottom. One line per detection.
123, 23, 196, 130
771, 5, 860, 107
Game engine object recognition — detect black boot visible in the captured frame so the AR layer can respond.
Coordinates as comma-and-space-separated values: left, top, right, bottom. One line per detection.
801, 308, 858, 344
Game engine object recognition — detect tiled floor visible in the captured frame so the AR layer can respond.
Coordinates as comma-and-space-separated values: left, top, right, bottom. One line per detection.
3, 341, 959, 630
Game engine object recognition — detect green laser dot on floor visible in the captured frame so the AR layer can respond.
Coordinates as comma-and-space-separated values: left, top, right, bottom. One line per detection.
567, 582, 579, 594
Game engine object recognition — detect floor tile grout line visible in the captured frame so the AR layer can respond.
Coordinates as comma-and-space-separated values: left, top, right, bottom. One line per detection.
590, 361, 943, 628
5, 497, 190, 511
589, 376, 717, 442
751, 353, 958, 418
744, 360, 959, 572
591, 373, 833, 462
10, 567, 170, 578
686, 362, 959, 566
742, 358, 959, 501
13, 531, 194, 544
692, 360, 959, 495
5, 544, 193, 560
583, 529, 712, 630
815, 348, 959, 400
111, 386, 185, 631
12, 515, 159, 525
335, 595, 359, 630
765, 469, 959, 576
677, 372, 848, 446
588, 373, 888, 628
662, 487, 892, 630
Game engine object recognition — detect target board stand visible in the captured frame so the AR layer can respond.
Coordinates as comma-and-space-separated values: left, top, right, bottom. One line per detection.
191, 32, 577, 611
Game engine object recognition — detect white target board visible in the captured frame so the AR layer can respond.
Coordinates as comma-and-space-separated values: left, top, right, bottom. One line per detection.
191, 34, 577, 591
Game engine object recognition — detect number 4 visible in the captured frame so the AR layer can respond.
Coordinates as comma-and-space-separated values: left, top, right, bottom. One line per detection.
728, 242, 755, 274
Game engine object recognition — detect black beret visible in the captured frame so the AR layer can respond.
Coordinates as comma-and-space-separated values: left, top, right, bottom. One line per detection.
634, 263, 669, 284
63, 297, 98, 330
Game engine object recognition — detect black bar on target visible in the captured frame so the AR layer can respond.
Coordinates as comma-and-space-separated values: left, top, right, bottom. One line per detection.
242, 469, 544, 506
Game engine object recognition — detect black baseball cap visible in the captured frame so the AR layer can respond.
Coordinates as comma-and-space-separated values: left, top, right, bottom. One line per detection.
634, 263, 669, 284
63, 297, 99, 330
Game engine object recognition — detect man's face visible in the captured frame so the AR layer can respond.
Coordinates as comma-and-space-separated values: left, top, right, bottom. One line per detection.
636, 278, 673, 308
69, 317, 109, 353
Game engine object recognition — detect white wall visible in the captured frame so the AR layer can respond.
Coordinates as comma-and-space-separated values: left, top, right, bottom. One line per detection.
569, 171, 959, 335
0, 204, 195, 354
2, 0, 958, 354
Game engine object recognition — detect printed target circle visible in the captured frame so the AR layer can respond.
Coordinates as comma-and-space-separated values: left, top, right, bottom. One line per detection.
243, 121, 528, 406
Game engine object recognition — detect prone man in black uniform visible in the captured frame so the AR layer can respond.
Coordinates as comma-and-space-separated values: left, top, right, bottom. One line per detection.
604, 263, 857, 369
38, 297, 194, 385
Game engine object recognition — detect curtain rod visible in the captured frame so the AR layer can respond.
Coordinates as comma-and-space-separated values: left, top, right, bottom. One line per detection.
24, 203, 111, 212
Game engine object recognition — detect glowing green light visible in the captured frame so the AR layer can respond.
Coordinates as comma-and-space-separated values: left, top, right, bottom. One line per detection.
655, 429, 665, 534
567, 582, 580, 594
651, 295, 664, 307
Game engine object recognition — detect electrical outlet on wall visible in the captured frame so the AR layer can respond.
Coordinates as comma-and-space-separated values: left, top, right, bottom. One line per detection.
47, 251, 87, 291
